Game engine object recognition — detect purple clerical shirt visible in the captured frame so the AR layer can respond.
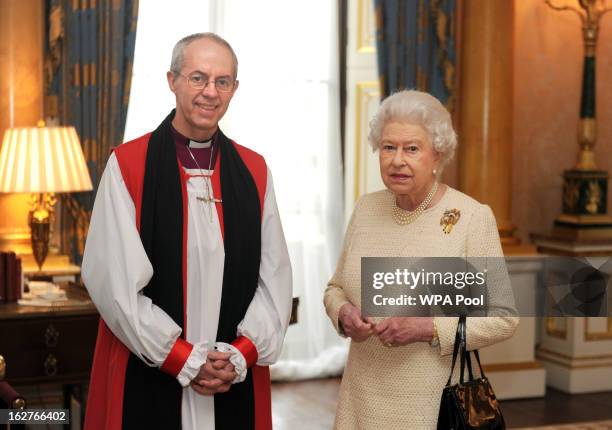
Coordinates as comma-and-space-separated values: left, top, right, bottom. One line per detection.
171, 125, 218, 170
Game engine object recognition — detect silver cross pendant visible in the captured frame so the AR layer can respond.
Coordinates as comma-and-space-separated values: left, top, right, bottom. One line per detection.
196, 196, 223, 204
197, 196, 223, 222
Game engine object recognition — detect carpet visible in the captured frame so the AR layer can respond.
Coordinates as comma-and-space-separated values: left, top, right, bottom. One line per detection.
513, 421, 612, 430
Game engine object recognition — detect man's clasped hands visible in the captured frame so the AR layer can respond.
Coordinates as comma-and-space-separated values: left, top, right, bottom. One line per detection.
190, 350, 236, 395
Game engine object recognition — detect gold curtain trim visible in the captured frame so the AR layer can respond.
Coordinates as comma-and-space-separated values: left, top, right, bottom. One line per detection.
92, 64, 97, 86
82, 137, 91, 159
111, 69, 120, 87
63, 195, 91, 258
123, 61, 133, 107
375, 2, 384, 42
46, 95, 59, 118
83, 63, 90, 86
73, 63, 81, 87
131, 1, 139, 31
431, 0, 457, 113
416, 65, 428, 91
91, 138, 99, 163
44, 3, 64, 117
418, 0, 426, 44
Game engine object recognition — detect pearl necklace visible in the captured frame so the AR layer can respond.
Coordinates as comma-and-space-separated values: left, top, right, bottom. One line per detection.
392, 182, 439, 225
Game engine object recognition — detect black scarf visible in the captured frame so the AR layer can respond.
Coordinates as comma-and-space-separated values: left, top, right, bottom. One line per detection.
122, 110, 261, 429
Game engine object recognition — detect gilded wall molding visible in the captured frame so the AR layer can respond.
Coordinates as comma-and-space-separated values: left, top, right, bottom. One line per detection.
357, 0, 375, 53
537, 356, 612, 370
537, 347, 612, 361
584, 317, 612, 341
354, 81, 380, 202
537, 347, 612, 369
482, 361, 543, 373
545, 317, 568, 339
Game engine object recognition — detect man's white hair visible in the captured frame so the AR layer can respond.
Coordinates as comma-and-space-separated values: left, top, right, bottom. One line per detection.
368, 90, 457, 172
170, 32, 238, 78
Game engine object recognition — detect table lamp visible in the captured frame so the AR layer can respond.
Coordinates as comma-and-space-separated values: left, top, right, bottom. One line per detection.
0, 122, 93, 270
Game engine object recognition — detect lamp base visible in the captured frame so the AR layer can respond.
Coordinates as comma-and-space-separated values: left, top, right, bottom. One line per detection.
30, 217, 50, 271
29, 193, 55, 271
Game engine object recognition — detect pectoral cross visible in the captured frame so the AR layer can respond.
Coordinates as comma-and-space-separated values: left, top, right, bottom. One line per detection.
197, 196, 223, 204
184, 142, 221, 222
196, 181, 222, 222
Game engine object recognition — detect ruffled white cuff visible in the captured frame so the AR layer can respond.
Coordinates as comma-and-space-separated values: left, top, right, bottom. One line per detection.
176, 341, 208, 387
215, 342, 247, 384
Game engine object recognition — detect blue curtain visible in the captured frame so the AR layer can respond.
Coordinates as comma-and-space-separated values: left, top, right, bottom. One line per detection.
45, 0, 138, 263
374, 0, 457, 109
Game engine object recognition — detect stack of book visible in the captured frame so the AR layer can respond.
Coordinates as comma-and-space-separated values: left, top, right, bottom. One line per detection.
19, 280, 68, 306
0, 251, 23, 303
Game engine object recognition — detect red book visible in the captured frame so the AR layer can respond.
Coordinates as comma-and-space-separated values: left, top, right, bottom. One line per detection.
0, 252, 6, 303
5, 252, 17, 302
15, 257, 23, 301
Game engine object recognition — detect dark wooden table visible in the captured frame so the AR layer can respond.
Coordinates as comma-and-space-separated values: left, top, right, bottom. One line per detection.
0, 285, 98, 429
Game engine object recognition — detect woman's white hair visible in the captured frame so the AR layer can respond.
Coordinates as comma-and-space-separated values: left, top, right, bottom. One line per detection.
368, 90, 457, 172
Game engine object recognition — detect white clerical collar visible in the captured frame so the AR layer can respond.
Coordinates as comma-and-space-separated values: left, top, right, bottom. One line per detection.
188, 139, 212, 149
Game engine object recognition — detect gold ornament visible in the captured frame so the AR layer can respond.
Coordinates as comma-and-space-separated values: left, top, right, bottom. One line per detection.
440, 209, 461, 234
586, 180, 601, 214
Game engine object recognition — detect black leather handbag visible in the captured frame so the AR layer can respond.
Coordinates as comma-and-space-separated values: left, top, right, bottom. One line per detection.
437, 315, 506, 430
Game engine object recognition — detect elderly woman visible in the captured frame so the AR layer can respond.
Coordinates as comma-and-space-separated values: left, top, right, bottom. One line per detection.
324, 90, 518, 429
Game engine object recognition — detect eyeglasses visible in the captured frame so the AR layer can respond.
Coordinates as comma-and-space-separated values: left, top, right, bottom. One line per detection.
177, 73, 235, 92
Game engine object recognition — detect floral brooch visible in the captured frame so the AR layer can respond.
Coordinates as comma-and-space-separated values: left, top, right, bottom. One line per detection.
440, 209, 461, 234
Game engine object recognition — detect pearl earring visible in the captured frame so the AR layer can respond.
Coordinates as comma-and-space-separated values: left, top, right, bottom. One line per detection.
433, 169, 437, 176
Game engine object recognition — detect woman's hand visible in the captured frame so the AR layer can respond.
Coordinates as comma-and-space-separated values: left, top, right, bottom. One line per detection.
372, 317, 434, 347
338, 303, 374, 342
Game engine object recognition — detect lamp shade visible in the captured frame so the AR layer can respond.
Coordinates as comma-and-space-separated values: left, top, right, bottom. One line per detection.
0, 126, 93, 193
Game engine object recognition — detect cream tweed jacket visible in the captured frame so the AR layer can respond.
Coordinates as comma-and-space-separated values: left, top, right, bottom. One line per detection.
324, 187, 519, 430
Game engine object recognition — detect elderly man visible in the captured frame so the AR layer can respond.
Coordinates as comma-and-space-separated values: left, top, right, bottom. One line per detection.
82, 33, 292, 430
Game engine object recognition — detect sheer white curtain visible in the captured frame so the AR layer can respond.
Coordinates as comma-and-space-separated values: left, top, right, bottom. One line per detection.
124, 1, 347, 380
124, 1, 213, 140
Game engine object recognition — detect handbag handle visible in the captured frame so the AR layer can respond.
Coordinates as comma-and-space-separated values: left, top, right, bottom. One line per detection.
445, 314, 469, 386
459, 317, 488, 384
458, 315, 475, 384
445, 315, 464, 386
472, 349, 486, 379
447, 315, 485, 386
